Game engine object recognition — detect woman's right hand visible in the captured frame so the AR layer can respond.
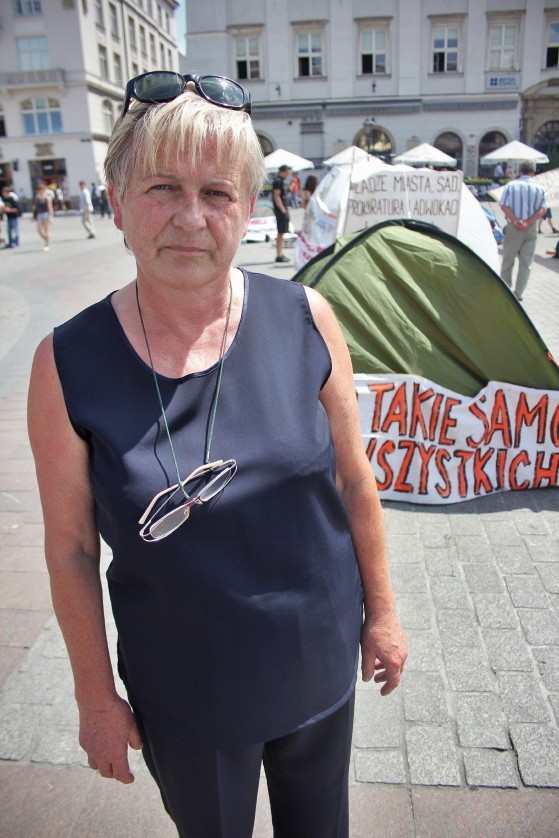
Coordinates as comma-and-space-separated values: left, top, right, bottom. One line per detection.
78, 695, 143, 784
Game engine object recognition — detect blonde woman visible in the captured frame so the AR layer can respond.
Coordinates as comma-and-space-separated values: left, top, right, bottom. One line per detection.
33, 183, 54, 251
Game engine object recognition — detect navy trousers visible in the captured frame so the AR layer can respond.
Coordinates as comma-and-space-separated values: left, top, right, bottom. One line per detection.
137, 691, 355, 838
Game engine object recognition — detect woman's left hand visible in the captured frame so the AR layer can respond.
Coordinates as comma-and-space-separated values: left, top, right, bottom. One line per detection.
360, 610, 408, 696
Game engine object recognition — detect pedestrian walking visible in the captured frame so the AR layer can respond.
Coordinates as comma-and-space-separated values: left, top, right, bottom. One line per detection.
33, 183, 54, 251
272, 164, 292, 262
1, 185, 22, 247
79, 181, 96, 239
538, 207, 558, 234
27, 70, 407, 838
500, 160, 547, 301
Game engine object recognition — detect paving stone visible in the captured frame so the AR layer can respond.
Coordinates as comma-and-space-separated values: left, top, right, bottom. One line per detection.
463, 749, 519, 788
406, 724, 461, 786
497, 672, 550, 723
390, 564, 428, 594
354, 749, 407, 784
386, 534, 423, 564
511, 509, 553, 536
462, 564, 504, 594
537, 562, 559, 594
518, 609, 559, 646
454, 535, 493, 563
474, 594, 518, 629
476, 493, 510, 520
405, 631, 442, 672
483, 521, 524, 547
443, 646, 495, 691
492, 543, 536, 575
395, 593, 432, 630
383, 509, 419, 538
549, 693, 559, 723
353, 689, 402, 748
418, 521, 454, 549
524, 536, 559, 563
0, 703, 47, 760
510, 724, 559, 787
403, 671, 449, 723
423, 547, 459, 577
447, 516, 487, 537
437, 609, 480, 648
532, 647, 559, 691
30, 725, 86, 766
455, 693, 509, 748
482, 628, 533, 671
429, 576, 470, 609
505, 574, 549, 608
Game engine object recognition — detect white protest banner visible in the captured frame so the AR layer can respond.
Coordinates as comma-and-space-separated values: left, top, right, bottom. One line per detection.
344, 170, 463, 237
355, 373, 559, 504
489, 168, 559, 205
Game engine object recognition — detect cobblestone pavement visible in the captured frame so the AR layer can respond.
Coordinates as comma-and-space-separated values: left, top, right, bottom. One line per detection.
0, 213, 558, 836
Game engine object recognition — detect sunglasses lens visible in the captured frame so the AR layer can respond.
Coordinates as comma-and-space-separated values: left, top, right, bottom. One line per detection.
199, 77, 247, 109
134, 72, 184, 103
199, 464, 237, 502
149, 504, 190, 539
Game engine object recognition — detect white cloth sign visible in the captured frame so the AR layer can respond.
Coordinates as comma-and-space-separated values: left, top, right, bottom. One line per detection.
355, 374, 559, 504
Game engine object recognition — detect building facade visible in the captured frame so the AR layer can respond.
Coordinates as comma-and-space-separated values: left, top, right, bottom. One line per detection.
0, 0, 179, 204
185, 0, 559, 175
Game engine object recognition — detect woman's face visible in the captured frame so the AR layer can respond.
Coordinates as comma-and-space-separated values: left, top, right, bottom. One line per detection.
109, 141, 254, 292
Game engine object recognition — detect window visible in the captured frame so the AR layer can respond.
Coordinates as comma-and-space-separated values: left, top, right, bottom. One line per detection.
432, 25, 459, 73
296, 31, 324, 78
160, 42, 165, 68
132, 61, 139, 77
235, 35, 261, 80
94, 0, 104, 28
128, 16, 137, 50
359, 26, 388, 75
157, 5, 162, 28
546, 22, 559, 68
167, 48, 172, 69
434, 131, 463, 170
102, 100, 115, 134
14, 0, 42, 14
21, 97, 62, 135
109, 3, 119, 38
489, 23, 517, 70
98, 44, 109, 79
140, 25, 147, 55
165, 11, 170, 33
17, 37, 50, 71
114, 52, 123, 85
149, 32, 156, 62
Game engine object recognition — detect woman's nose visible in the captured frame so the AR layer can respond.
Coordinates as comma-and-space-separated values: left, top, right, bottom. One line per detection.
173, 194, 206, 228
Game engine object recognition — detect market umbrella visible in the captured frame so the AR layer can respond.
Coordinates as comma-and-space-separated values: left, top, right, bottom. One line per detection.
323, 146, 370, 167
264, 149, 314, 172
392, 142, 457, 167
480, 140, 549, 165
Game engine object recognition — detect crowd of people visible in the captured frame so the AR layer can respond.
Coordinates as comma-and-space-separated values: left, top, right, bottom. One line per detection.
0, 178, 114, 251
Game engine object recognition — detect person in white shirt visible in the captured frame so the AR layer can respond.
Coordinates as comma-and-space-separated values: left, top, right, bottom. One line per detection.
79, 181, 96, 239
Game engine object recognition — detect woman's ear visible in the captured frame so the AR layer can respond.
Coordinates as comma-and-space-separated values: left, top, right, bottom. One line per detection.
108, 185, 123, 231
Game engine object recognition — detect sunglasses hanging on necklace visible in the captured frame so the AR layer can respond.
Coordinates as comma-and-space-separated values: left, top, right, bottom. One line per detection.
135, 279, 233, 504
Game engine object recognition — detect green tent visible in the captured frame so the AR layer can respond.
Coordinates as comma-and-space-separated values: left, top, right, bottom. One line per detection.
293, 219, 559, 397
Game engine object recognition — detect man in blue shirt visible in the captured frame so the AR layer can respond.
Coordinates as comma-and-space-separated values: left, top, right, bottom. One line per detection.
499, 160, 547, 301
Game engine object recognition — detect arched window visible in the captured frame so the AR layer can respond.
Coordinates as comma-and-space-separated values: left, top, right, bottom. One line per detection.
21, 97, 62, 135
479, 131, 507, 166
102, 99, 115, 135
257, 133, 274, 156
435, 131, 463, 170
354, 120, 393, 161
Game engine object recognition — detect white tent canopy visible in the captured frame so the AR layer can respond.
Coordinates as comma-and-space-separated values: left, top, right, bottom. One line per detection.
323, 146, 370, 167
392, 143, 457, 167
480, 140, 549, 165
264, 149, 314, 172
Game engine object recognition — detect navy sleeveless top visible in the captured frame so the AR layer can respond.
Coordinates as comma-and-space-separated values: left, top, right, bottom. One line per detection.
53, 271, 363, 748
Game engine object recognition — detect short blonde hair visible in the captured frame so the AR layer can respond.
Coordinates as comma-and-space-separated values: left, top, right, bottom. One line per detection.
104, 92, 267, 201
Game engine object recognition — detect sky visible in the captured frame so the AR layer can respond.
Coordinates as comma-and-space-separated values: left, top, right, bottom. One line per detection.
175, 1, 187, 55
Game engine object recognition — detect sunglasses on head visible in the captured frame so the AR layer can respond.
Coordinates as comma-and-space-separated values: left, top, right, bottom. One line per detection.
121, 71, 252, 119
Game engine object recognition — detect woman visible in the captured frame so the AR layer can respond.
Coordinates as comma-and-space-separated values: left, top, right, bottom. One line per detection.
28, 72, 407, 838
33, 182, 54, 250
300, 173, 318, 208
